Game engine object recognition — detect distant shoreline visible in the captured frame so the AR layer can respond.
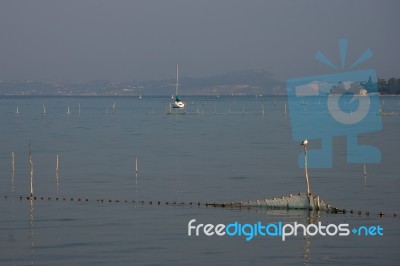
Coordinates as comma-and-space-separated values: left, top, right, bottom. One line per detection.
1, 94, 399, 98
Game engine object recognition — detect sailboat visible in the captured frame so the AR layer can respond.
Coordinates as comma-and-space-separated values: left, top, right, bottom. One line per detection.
172, 64, 185, 109
15, 106, 21, 115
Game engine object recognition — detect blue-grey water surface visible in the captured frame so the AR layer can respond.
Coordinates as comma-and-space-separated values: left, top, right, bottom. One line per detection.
0, 96, 399, 265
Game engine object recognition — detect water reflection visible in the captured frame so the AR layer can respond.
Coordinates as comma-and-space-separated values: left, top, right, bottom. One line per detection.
28, 199, 35, 247
303, 210, 320, 264
261, 209, 319, 265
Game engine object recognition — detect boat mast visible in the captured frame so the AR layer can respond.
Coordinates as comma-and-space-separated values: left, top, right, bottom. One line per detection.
175, 64, 179, 97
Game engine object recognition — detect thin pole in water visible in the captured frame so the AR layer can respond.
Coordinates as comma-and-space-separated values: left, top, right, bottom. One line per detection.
363, 163, 367, 186
363, 163, 367, 178
56, 154, 60, 195
29, 143, 33, 198
11, 152, 15, 192
135, 157, 138, 175
302, 142, 311, 207
135, 157, 139, 198
56, 154, 59, 174
12, 152, 15, 175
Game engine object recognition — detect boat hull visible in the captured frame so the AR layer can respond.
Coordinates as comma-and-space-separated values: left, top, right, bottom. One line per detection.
172, 101, 185, 108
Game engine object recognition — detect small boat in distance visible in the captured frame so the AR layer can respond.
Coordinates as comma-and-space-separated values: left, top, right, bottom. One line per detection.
173, 96, 185, 108
172, 64, 185, 109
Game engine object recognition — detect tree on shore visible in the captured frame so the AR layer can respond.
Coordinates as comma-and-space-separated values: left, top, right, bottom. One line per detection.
378, 77, 400, 94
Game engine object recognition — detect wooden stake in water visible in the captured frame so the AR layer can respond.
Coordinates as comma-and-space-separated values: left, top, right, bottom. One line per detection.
304, 146, 311, 196
12, 152, 15, 175
284, 103, 287, 116
56, 154, 60, 195
135, 157, 138, 175
363, 163, 367, 178
11, 152, 15, 192
135, 157, 139, 197
301, 141, 311, 206
56, 154, 59, 174
363, 163, 367, 186
29, 143, 34, 198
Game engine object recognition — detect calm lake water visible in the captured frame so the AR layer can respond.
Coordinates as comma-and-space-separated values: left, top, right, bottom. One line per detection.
0, 95, 399, 265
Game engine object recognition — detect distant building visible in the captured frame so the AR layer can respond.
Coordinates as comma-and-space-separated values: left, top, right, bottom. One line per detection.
362, 76, 375, 93
359, 88, 368, 96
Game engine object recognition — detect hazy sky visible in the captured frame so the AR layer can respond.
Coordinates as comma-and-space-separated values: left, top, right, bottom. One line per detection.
0, 0, 398, 82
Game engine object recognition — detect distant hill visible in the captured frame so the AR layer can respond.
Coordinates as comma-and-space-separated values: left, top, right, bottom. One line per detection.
0, 69, 284, 96
180, 69, 283, 95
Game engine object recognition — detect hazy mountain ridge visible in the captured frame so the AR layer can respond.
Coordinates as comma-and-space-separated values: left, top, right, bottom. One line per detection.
0, 69, 284, 96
